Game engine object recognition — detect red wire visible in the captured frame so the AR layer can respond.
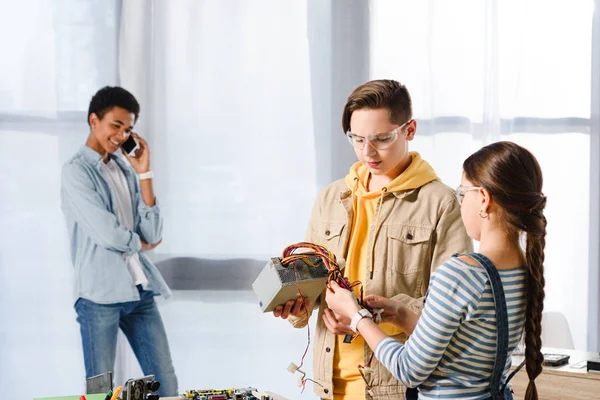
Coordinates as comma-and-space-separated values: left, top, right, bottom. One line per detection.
293, 262, 311, 371
282, 242, 368, 392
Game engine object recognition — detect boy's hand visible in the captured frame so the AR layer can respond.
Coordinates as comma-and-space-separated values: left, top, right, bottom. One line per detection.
141, 239, 162, 251
124, 133, 151, 174
322, 308, 354, 335
274, 297, 310, 319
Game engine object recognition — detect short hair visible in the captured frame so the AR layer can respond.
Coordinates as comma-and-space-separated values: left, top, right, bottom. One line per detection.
342, 79, 412, 133
87, 86, 140, 126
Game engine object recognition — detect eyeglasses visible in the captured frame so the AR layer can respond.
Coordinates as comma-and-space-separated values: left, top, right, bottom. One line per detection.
346, 120, 412, 150
455, 186, 481, 205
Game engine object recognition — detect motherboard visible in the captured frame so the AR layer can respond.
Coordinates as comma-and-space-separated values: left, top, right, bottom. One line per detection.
184, 387, 286, 400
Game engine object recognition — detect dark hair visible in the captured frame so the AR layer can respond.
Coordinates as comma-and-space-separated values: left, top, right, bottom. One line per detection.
342, 79, 412, 133
463, 141, 546, 400
87, 86, 140, 126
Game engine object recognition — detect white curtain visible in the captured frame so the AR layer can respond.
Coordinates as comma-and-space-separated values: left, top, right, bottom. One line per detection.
0, 1, 121, 399
120, 0, 317, 259
116, 0, 319, 396
370, 0, 593, 352
0, 1, 596, 399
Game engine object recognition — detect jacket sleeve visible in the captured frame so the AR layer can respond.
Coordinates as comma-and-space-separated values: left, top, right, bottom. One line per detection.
287, 190, 324, 328
61, 162, 142, 255
134, 177, 163, 245
391, 197, 473, 314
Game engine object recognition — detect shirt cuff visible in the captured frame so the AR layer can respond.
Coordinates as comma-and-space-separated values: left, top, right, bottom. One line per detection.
137, 196, 161, 218
126, 231, 142, 255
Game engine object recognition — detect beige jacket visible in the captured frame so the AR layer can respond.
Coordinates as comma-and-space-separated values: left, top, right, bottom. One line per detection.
289, 178, 473, 399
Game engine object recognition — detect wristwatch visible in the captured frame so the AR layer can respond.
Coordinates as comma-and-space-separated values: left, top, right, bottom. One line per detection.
138, 170, 153, 180
350, 308, 373, 333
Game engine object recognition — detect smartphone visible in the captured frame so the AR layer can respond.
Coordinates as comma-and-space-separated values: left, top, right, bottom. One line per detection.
121, 135, 139, 156
542, 353, 570, 367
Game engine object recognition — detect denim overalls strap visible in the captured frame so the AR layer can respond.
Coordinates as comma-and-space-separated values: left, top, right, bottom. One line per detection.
468, 252, 523, 399
406, 254, 524, 399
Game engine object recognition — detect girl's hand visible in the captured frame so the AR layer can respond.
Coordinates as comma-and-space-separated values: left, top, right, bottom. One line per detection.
325, 281, 361, 320
363, 295, 403, 325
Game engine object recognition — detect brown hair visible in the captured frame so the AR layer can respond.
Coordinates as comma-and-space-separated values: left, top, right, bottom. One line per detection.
463, 141, 546, 400
341, 79, 412, 133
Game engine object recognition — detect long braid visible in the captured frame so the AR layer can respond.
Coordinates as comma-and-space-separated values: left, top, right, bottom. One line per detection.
523, 207, 546, 400
463, 141, 547, 399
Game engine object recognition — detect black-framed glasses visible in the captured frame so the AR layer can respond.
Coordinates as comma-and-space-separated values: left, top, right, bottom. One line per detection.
346, 120, 412, 150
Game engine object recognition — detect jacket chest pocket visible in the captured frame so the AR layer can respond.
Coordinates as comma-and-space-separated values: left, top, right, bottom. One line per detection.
311, 222, 346, 257
386, 224, 433, 275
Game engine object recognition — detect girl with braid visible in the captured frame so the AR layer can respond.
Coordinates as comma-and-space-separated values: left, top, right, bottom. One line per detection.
327, 141, 546, 399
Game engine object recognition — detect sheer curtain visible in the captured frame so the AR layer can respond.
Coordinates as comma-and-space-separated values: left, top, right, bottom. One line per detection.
0, 1, 597, 400
0, 0, 320, 397
0, 1, 121, 399
371, 0, 594, 351
117, 0, 319, 398
120, 0, 316, 258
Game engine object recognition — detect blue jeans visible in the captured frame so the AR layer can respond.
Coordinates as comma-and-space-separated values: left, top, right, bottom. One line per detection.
75, 286, 178, 397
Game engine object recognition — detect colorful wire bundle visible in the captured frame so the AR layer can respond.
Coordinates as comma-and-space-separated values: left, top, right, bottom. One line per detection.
281, 241, 367, 301
281, 242, 372, 392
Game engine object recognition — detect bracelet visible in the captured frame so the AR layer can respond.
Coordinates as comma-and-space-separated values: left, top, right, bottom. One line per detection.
138, 170, 153, 180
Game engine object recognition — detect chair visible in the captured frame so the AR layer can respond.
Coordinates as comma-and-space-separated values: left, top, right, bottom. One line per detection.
541, 311, 574, 349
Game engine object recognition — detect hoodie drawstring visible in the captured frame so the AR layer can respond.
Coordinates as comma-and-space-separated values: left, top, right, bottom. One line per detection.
369, 187, 387, 279
347, 177, 359, 262
351, 177, 359, 228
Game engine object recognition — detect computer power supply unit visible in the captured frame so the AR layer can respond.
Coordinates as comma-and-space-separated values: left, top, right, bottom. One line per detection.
122, 374, 160, 400
252, 255, 330, 313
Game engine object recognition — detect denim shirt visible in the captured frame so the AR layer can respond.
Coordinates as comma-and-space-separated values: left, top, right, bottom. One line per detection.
61, 146, 171, 304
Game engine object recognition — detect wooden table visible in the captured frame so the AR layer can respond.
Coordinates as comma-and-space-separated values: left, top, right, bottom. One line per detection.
510, 347, 600, 399
163, 352, 600, 400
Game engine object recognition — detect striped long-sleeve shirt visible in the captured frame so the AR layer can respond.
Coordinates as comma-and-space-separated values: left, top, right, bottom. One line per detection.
374, 257, 526, 399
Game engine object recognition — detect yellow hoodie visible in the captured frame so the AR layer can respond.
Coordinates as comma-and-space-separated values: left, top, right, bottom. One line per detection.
332, 152, 439, 400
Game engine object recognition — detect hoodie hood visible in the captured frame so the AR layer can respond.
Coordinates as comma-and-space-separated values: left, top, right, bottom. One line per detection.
344, 151, 439, 195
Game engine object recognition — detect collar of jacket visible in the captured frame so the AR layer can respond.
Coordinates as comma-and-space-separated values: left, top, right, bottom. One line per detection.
338, 187, 419, 200
79, 145, 131, 172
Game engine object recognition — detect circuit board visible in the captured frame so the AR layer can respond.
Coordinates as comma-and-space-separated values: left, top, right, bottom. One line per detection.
184, 387, 285, 400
